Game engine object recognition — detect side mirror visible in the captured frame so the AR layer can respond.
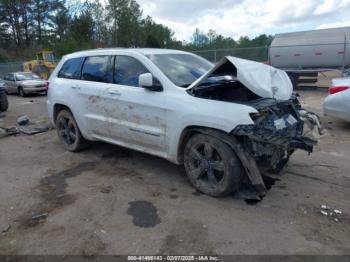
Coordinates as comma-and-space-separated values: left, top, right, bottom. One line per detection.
139, 73, 163, 92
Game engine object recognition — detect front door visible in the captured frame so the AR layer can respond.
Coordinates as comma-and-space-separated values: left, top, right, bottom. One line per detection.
104, 55, 167, 152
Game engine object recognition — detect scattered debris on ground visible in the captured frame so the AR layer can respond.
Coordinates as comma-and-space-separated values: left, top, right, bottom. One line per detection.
320, 205, 343, 222
16, 115, 53, 135
0, 114, 52, 138
31, 213, 49, 220
100, 185, 113, 194
2, 225, 11, 234
0, 126, 19, 138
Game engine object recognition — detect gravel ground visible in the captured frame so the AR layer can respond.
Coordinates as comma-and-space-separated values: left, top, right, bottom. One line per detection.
0, 91, 349, 255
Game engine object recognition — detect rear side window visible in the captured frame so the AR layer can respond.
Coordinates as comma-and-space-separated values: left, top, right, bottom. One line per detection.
81, 56, 113, 83
58, 57, 84, 79
114, 56, 149, 87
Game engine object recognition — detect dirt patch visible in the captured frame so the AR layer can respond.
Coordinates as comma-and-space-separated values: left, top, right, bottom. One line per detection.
127, 201, 161, 228
101, 148, 133, 159
160, 218, 213, 254
17, 162, 97, 229
295, 204, 350, 253
80, 233, 108, 256
192, 190, 203, 196
96, 164, 139, 178
88, 96, 101, 104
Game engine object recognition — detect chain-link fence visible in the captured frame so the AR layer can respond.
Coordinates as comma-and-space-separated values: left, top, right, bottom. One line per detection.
192, 43, 349, 73
0, 62, 23, 78
193, 46, 270, 63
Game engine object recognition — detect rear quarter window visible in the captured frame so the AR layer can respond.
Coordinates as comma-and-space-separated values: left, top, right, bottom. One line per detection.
58, 57, 85, 79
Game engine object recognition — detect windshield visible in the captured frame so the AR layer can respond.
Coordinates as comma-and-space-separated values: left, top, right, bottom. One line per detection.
146, 54, 213, 87
15, 73, 41, 81
45, 52, 56, 63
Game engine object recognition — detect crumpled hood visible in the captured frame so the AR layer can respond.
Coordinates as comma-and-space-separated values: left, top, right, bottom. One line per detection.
188, 56, 293, 100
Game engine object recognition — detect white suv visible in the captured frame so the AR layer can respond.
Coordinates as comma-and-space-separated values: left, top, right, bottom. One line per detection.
47, 48, 320, 197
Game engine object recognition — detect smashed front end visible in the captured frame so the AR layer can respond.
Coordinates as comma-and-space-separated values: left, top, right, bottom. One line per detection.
188, 56, 323, 196
232, 94, 322, 172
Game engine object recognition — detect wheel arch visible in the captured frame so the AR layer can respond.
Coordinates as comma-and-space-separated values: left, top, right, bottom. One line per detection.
176, 126, 232, 164
176, 125, 267, 196
53, 103, 72, 124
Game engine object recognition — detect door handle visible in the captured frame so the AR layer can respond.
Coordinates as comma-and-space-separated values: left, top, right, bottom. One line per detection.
71, 85, 80, 90
108, 90, 121, 96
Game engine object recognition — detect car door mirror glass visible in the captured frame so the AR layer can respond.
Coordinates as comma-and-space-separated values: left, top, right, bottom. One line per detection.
139, 73, 163, 92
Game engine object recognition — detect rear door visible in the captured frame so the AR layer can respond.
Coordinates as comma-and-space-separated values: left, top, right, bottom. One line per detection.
53, 56, 85, 128
104, 55, 167, 152
53, 56, 115, 138
76, 55, 115, 137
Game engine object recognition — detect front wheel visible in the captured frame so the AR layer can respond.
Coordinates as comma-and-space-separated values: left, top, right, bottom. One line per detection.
18, 87, 25, 97
184, 134, 244, 197
55, 109, 88, 152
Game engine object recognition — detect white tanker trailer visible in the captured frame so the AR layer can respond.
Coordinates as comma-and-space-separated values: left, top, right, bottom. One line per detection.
269, 27, 350, 87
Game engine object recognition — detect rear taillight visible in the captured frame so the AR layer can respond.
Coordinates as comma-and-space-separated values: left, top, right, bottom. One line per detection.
45, 82, 49, 91
328, 86, 348, 94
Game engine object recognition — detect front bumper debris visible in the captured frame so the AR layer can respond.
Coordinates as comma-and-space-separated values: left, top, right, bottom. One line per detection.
233, 95, 322, 172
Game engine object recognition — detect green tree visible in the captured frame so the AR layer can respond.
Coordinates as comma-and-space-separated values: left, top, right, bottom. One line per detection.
141, 16, 175, 48
52, 0, 69, 40
30, 0, 57, 45
107, 0, 143, 47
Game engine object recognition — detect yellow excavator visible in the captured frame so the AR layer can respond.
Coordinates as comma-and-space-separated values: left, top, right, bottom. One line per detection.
23, 51, 57, 80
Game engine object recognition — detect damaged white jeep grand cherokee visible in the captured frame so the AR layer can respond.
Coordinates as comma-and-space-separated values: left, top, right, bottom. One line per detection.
47, 48, 321, 198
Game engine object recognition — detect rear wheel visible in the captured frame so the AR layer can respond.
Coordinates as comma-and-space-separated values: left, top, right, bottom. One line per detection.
0, 92, 8, 111
55, 109, 88, 152
184, 134, 244, 197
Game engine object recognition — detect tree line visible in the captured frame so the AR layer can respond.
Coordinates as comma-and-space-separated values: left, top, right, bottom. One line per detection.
0, 0, 273, 62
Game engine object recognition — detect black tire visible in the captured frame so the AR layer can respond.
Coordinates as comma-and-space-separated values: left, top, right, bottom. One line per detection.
55, 109, 88, 152
18, 87, 25, 97
0, 92, 8, 111
184, 133, 244, 197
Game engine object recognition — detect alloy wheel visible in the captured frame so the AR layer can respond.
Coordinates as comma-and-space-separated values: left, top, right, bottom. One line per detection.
187, 142, 226, 189
57, 115, 77, 146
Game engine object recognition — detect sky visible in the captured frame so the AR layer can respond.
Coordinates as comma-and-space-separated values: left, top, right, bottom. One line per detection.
134, 0, 350, 41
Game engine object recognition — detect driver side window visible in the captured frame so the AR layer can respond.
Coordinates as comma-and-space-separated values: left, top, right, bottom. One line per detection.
5, 74, 14, 81
114, 56, 149, 87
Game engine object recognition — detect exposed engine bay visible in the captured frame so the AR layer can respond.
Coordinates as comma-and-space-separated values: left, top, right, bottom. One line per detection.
189, 80, 322, 173
190, 79, 260, 102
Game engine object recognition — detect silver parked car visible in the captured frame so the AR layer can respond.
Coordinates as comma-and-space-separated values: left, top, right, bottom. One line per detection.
324, 78, 350, 121
3, 72, 47, 97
